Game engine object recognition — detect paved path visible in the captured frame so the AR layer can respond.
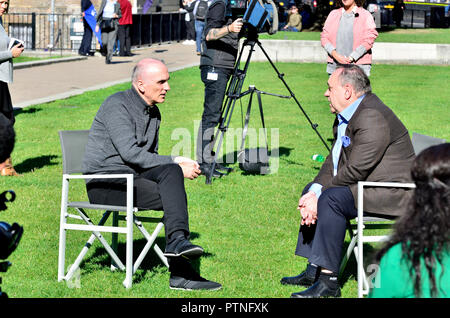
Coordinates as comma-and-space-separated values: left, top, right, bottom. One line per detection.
9, 42, 200, 109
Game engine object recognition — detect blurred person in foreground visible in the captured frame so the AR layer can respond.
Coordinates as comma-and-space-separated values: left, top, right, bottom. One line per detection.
0, 0, 23, 176
370, 143, 450, 298
281, 64, 415, 298
82, 58, 221, 291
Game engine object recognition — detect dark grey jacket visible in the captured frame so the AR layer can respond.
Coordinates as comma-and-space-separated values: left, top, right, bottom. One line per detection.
82, 87, 174, 175
314, 93, 415, 216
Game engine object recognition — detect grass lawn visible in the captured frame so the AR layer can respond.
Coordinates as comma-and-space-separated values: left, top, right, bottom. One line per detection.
0, 62, 448, 299
260, 28, 450, 44
14, 55, 68, 64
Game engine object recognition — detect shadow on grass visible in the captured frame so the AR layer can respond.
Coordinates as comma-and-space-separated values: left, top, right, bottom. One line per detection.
15, 155, 58, 173
79, 231, 213, 285
13, 107, 42, 117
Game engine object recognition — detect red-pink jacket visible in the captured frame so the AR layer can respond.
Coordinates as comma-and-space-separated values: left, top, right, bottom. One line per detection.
321, 7, 378, 65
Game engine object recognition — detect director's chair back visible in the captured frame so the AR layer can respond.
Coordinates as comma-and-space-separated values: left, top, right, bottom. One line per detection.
57, 130, 168, 289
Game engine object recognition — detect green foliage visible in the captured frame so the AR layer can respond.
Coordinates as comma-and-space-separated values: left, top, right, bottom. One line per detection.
0, 63, 448, 298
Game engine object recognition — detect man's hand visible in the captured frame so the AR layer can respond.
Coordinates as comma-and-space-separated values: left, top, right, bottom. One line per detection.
11, 43, 24, 58
206, 18, 243, 41
228, 18, 243, 33
174, 157, 201, 180
297, 191, 318, 226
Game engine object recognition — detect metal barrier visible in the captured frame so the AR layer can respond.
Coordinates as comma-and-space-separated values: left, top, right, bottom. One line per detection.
2, 12, 188, 52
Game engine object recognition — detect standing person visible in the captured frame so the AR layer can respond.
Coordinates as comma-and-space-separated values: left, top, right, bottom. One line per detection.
181, 0, 196, 45
0, 0, 24, 176
83, 58, 222, 291
321, 0, 378, 76
118, 0, 132, 56
280, 65, 415, 298
370, 143, 450, 298
193, 0, 210, 55
282, 5, 302, 32
393, 0, 405, 27
79, 0, 94, 56
96, 0, 122, 64
197, 0, 243, 177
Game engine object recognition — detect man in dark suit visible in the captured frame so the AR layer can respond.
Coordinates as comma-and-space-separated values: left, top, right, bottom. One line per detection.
281, 64, 415, 298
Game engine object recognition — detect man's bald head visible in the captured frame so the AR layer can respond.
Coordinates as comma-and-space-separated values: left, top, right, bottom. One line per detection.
131, 58, 167, 84
131, 59, 170, 106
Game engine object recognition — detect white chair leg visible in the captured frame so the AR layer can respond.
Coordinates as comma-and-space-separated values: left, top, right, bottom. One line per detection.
111, 211, 119, 271
58, 176, 70, 282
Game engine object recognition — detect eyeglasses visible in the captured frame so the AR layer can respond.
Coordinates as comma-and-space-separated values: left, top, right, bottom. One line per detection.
0, 1, 9, 7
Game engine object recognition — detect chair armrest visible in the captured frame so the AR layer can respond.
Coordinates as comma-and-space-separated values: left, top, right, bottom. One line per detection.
357, 181, 416, 224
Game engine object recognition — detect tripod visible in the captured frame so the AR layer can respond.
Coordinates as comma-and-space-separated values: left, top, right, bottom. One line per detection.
205, 30, 330, 184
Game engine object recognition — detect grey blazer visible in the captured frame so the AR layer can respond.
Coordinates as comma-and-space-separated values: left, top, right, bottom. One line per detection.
0, 18, 13, 83
96, 0, 122, 29
313, 93, 415, 216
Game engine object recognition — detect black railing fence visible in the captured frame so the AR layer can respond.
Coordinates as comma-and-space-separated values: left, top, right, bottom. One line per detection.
2, 12, 188, 52
2, 7, 445, 52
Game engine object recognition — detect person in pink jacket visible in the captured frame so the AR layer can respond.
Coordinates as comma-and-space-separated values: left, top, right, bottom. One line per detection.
321, 0, 378, 76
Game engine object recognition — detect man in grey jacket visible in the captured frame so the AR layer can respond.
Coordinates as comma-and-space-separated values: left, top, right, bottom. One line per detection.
83, 58, 221, 291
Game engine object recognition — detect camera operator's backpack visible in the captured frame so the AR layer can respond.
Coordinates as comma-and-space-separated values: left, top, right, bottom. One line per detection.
195, 0, 209, 21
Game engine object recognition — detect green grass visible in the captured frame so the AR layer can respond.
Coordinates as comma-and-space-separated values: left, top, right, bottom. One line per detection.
0, 62, 448, 298
14, 55, 68, 64
259, 28, 450, 44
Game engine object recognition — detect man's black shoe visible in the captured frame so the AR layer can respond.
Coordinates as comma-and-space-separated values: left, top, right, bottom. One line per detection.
164, 236, 204, 258
280, 271, 316, 287
168, 257, 222, 291
290, 279, 341, 298
170, 275, 222, 291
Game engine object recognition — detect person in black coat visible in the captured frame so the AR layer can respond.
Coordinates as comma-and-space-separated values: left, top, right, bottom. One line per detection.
79, 0, 93, 56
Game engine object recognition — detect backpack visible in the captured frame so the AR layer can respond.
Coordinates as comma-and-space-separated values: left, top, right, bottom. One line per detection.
195, 0, 209, 21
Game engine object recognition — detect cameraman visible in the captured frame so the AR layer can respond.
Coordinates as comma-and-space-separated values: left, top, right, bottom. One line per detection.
197, 0, 243, 177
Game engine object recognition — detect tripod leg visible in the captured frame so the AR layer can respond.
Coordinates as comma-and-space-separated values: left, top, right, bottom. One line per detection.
255, 41, 331, 152
205, 40, 258, 184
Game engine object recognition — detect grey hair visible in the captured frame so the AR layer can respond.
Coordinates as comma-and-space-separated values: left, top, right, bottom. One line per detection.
336, 64, 372, 96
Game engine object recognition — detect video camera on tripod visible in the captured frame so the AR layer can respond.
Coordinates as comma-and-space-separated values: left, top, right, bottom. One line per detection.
230, 0, 279, 36
0, 190, 23, 298
204, 0, 330, 184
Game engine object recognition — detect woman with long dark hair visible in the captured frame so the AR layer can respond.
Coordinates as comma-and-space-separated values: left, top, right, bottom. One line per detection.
0, 0, 24, 176
370, 143, 450, 298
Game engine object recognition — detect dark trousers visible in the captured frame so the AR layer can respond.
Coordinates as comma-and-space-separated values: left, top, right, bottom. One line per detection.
86, 164, 190, 242
186, 19, 195, 40
295, 184, 358, 274
118, 24, 131, 55
79, 19, 93, 55
0, 81, 14, 124
196, 65, 232, 164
